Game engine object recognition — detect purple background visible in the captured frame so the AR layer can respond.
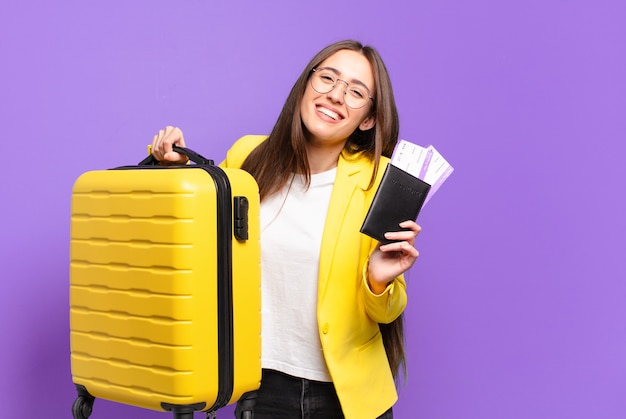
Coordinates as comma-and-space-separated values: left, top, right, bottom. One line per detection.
2, 0, 625, 418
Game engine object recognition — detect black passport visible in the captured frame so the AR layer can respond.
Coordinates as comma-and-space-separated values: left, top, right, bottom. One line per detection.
360, 164, 431, 243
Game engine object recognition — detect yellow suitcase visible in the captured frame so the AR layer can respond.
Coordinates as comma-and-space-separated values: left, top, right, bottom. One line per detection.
69, 147, 261, 418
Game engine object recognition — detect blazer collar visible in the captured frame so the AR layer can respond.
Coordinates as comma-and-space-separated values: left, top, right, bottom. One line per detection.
336, 151, 376, 190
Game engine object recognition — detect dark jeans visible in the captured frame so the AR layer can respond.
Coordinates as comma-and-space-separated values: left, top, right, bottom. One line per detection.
234, 369, 393, 419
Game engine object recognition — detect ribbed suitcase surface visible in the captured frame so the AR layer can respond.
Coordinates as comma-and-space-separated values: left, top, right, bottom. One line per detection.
70, 163, 261, 416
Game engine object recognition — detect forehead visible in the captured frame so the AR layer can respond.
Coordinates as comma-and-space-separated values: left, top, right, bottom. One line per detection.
317, 49, 374, 89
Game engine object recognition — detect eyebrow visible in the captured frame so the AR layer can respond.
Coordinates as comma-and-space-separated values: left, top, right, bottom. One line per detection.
317, 66, 372, 92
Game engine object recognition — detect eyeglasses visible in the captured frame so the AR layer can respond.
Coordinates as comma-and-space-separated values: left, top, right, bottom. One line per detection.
310, 68, 374, 109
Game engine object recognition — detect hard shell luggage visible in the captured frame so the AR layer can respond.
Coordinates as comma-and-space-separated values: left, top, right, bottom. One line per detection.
69, 146, 261, 418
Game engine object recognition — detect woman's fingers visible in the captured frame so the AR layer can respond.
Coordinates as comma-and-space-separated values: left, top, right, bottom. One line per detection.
151, 126, 187, 163
382, 221, 421, 245
379, 240, 419, 258
367, 221, 423, 286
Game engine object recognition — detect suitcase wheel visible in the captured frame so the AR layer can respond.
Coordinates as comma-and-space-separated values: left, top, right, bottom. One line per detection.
72, 395, 94, 419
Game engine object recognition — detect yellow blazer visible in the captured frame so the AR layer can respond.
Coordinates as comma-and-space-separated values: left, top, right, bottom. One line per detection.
220, 135, 408, 419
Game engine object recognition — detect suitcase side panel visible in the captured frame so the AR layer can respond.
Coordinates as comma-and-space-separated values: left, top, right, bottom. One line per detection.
221, 168, 262, 405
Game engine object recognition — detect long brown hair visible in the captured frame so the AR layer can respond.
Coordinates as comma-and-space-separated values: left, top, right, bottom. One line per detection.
241, 40, 406, 378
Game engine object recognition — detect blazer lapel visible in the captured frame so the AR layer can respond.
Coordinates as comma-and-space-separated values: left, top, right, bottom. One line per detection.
317, 152, 373, 298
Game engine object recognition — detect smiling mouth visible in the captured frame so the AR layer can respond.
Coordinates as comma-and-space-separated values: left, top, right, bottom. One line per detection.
317, 106, 342, 121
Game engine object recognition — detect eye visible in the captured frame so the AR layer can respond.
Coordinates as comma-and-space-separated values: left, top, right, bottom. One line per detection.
318, 72, 335, 84
349, 87, 366, 99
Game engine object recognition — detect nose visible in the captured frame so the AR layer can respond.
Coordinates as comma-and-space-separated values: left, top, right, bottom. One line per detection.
327, 79, 349, 103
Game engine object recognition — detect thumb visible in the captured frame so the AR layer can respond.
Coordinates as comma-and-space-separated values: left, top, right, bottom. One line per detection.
164, 150, 188, 163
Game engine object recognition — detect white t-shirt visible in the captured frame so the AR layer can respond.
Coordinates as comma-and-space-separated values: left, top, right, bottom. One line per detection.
259, 168, 337, 382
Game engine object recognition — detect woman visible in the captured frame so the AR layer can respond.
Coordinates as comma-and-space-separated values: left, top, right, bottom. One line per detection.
151, 40, 422, 419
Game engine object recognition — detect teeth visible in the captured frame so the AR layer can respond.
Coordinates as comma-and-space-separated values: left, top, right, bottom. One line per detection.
318, 106, 339, 120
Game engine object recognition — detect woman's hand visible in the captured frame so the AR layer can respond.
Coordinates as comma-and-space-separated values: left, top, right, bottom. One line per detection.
151, 126, 189, 164
367, 220, 422, 294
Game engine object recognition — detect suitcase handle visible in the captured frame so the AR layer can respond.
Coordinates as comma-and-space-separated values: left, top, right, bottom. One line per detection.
139, 145, 215, 166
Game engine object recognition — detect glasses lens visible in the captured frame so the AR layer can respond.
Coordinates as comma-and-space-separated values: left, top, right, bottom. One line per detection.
311, 70, 371, 109
344, 85, 369, 109
311, 70, 334, 94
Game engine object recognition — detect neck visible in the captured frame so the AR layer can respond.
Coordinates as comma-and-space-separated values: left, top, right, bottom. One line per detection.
306, 142, 343, 174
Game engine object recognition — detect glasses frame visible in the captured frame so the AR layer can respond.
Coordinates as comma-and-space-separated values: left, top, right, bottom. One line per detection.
310, 68, 374, 109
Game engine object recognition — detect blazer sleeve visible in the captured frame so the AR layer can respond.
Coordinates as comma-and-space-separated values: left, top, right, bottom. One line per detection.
361, 257, 408, 324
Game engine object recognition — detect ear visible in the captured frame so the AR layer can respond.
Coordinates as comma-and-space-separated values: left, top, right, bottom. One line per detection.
359, 114, 376, 131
